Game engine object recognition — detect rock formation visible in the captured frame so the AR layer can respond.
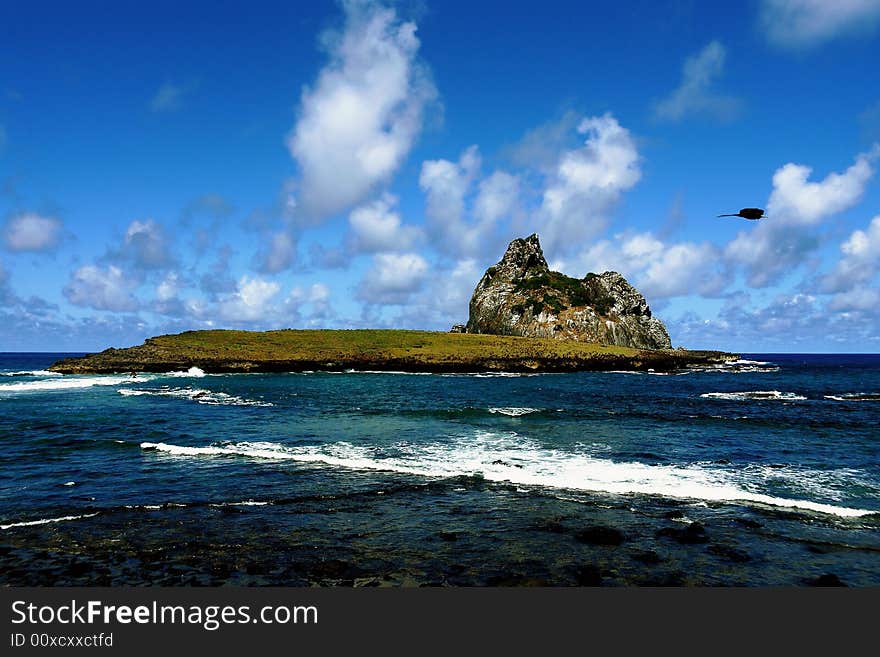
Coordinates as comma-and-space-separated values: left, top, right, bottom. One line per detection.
463, 234, 672, 349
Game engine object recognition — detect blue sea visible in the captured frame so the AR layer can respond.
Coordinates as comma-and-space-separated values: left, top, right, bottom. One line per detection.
1, 352, 878, 586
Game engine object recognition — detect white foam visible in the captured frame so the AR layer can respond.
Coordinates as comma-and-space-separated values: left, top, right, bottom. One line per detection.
824, 393, 880, 402
139, 433, 876, 518
1, 512, 99, 530
118, 386, 272, 407
62, 481, 76, 487
0, 370, 62, 377
209, 500, 271, 507
167, 367, 206, 378
489, 407, 541, 416
701, 390, 807, 401
0, 375, 142, 393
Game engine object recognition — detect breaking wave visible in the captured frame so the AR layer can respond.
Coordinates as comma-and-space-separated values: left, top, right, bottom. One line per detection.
701, 390, 807, 401
488, 407, 542, 416
118, 386, 272, 407
824, 393, 880, 402
1, 513, 99, 530
0, 375, 142, 393
140, 432, 874, 518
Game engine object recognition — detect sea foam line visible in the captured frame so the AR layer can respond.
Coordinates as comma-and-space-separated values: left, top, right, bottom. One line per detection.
118, 387, 272, 407
139, 435, 875, 519
1, 513, 99, 530
701, 390, 807, 401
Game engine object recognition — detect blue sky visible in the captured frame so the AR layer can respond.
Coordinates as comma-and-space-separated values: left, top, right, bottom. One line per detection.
2, 0, 880, 352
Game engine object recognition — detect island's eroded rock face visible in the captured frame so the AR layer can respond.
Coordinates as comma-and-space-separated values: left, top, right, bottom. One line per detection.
464, 234, 672, 349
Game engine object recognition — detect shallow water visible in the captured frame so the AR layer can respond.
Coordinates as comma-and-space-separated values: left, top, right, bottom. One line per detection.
1, 353, 878, 585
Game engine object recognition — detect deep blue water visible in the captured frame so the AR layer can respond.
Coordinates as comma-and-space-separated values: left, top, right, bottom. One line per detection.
1, 353, 878, 586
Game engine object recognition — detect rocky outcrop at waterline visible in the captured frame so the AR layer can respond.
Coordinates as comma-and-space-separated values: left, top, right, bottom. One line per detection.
462, 234, 672, 350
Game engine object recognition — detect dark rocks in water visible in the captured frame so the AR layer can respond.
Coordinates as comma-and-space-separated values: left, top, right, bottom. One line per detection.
491, 459, 523, 469
463, 234, 672, 349
807, 573, 847, 587
707, 544, 752, 563
656, 522, 709, 544
630, 549, 663, 564
437, 531, 458, 542
663, 509, 688, 520
733, 517, 763, 529
572, 564, 603, 586
532, 518, 568, 534
574, 525, 625, 546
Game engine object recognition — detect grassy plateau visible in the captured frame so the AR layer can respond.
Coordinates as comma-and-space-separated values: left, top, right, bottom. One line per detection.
48, 329, 737, 374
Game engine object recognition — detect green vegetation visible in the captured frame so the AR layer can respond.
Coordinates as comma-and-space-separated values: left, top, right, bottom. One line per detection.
47, 329, 735, 374
513, 272, 615, 316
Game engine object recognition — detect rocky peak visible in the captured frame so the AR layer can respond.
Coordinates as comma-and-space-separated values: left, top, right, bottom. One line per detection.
462, 234, 672, 350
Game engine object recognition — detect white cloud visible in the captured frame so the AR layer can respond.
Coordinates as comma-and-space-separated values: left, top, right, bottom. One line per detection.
574, 232, 725, 299
726, 146, 879, 287
348, 193, 420, 253
287, 0, 437, 219
219, 276, 281, 322
420, 146, 479, 248
474, 171, 520, 226
120, 219, 174, 269
759, 0, 880, 49
828, 287, 880, 312
3, 212, 62, 252
823, 215, 880, 292
64, 265, 139, 312
419, 146, 518, 257
257, 231, 298, 273
538, 113, 641, 254
156, 272, 180, 302
287, 282, 334, 324
653, 41, 742, 122
766, 145, 878, 225
357, 252, 428, 305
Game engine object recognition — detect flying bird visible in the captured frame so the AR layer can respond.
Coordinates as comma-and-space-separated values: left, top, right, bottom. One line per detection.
718, 207, 765, 220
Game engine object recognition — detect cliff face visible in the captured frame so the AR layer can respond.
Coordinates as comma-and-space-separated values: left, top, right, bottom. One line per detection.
464, 234, 672, 349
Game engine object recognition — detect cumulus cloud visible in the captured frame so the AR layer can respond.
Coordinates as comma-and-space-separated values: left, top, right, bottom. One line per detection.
574, 232, 726, 299
766, 146, 878, 225
219, 276, 281, 322
537, 113, 641, 255
357, 252, 428, 305
64, 265, 139, 312
822, 215, 880, 292
287, 0, 437, 219
3, 212, 63, 252
109, 219, 175, 270
759, 0, 880, 49
653, 41, 742, 122
348, 193, 420, 253
150, 81, 197, 112
726, 145, 879, 287
419, 147, 518, 257
287, 282, 335, 324
256, 231, 298, 273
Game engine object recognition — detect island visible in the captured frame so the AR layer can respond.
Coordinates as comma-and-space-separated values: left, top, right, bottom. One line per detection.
48, 329, 736, 374
48, 234, 738, 374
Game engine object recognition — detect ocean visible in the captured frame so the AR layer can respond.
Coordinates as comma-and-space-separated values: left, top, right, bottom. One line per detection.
1, 352, 878, 586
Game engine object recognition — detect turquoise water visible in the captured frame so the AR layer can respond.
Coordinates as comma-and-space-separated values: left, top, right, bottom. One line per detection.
1, 353, 879, 585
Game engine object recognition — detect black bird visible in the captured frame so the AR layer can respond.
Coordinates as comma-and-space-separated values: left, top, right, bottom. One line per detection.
718, 207, 765, 220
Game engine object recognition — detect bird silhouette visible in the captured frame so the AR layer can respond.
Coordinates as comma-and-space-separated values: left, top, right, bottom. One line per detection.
718, 207, 765, 220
